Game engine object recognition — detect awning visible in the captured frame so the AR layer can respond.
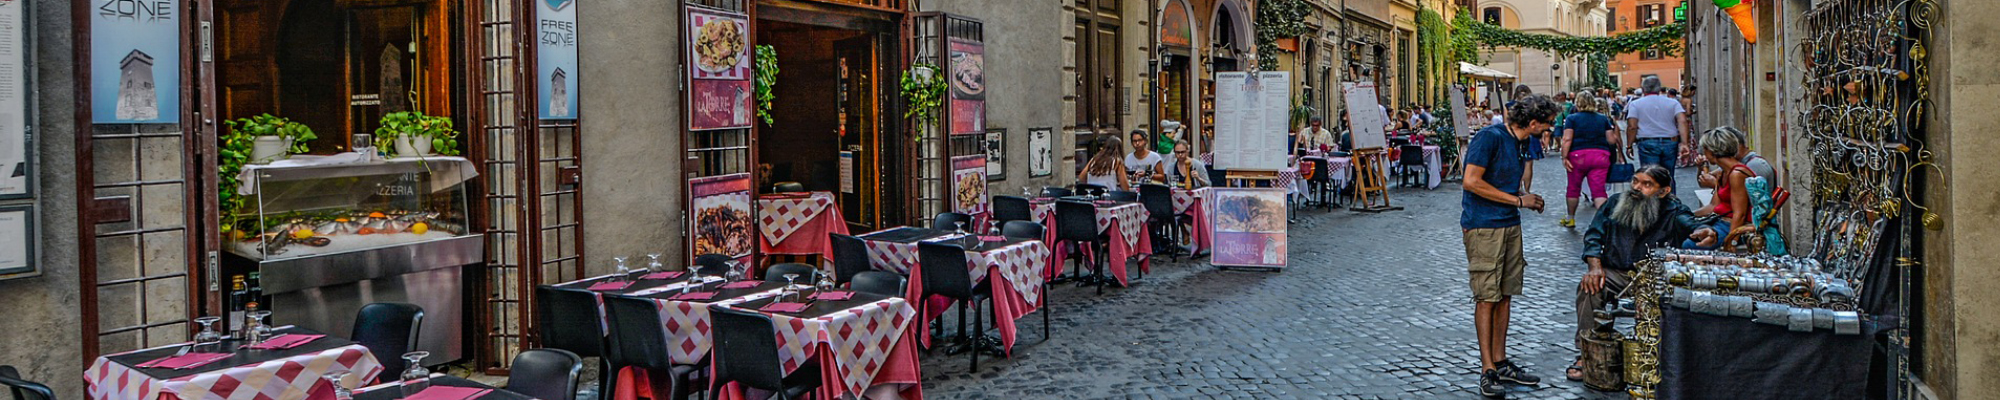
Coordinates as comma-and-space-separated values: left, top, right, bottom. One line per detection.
1459, 62, 1517, 79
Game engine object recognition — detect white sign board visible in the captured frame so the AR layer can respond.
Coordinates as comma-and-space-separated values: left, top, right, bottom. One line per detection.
1343, 82, 1387, 150
1451, 86, 1471, 138
1211, 71, 1291, 171
0, 0, 27, 198
838, 151, 855, 194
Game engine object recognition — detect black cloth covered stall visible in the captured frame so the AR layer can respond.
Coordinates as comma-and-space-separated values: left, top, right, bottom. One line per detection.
1658, 307, 1884, 400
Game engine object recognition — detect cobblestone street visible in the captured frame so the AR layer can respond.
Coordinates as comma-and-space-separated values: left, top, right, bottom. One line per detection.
919, 158, 1690, 399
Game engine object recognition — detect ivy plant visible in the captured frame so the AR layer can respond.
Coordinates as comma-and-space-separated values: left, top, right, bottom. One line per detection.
1252, 0, 1312, 70
900, 63, 948, 137
216, 121, 256, 237
753, 45, 779, 126
1463, 18, 1687, 60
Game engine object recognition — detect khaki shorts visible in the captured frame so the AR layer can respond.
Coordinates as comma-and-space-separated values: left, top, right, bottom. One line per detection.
1463, 226, 1526, 302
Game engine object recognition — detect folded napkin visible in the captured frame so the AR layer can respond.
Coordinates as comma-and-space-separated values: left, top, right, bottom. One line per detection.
758, 302, 810, 313
640, 271, 684, 280
242, 334, 324, 350
1093, 200, 1118, 206
137, 352, 234, 370
809, 291, 854, 301
587, 281, 633, 291
668, 291, 718, 301
401, 386, 492, 400
978, 235, 1006, 241
719, 281, 762, 289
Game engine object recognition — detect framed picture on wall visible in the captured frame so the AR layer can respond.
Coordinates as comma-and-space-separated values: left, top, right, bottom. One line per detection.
0, 205, 36, 280
984, 128, 1005, 180
1028, 128, 1053, 177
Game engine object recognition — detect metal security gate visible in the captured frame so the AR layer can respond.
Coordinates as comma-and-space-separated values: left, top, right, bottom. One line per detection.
470, 0, 587, 372
913, 13, 983, 220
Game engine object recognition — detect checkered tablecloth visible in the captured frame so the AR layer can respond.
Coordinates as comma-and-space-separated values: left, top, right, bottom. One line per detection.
1174, 188, 1213, 253
1326, 157, 1354, 189
1032, 201, 1152, 285
650, 287, 792, 364
86, 344, 384, 400
756, 192, 836, 245
759, 298, 919, 399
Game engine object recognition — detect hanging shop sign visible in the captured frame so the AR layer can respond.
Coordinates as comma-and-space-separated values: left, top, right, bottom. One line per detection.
1160, 0, 1192, 48
950, 155, 988, 216
984, 128, 1005, 180
1, 0, 31, 198
948, 39, 985, 135
1206, 188, 1288, 269
90, 0, 180, 124
689, 173, 753, 261
686, 6, 752, 131
1028, 127, 1053, 177
1210, 71, 1289, 171
537, 0, 579, 120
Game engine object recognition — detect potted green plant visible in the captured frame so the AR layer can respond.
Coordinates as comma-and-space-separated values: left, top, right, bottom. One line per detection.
374, 111, 461, 157
225, 114, 317, 164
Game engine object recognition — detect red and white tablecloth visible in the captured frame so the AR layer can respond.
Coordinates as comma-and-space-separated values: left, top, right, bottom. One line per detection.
714, 298, 924, 400
86, 344, 384, 400
606, 285, 793, 400
1173, 188, 1213, 253
906, 240, 1048, 352
1422, 145, 1443, 189
758, 192, 850, 257
1031, 201, 1152, 285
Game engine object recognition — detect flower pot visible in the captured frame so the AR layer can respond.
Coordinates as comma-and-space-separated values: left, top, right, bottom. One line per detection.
394, 134, 434, 157
251, 136, 291, 164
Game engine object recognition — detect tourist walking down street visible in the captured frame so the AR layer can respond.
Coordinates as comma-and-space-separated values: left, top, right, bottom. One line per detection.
1626, 77, 1690, 169
1461, 94, 1560, 397
1559, 93, 1622, 228
1566, 165, 1716, 381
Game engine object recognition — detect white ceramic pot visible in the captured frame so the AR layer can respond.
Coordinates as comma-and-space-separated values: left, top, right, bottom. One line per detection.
250, 136, 291, 164
394, 134, 433, 157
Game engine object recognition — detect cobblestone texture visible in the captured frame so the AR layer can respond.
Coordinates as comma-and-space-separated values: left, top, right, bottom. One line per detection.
919, 158, 1701, 399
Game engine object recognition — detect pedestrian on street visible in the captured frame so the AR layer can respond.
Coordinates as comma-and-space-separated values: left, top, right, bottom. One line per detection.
1566, 165, 1717, 381
1080, 136, 1130, 190
1626, 77, 1690, 169
1461, 94, 1560, 397
1559, 92, 1622, 228
1508, 84, 1543, 193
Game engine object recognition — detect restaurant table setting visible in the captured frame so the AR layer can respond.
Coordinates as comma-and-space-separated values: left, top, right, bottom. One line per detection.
1172, 188, 1214, 254
86, 327, 385, 400
350, 375, 530, 400
757, 191, 850, 259
852, 228, 1049, 352
1028, 199, 1152, 285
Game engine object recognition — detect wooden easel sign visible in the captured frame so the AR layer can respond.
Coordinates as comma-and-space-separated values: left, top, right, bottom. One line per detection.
1343, 82, 1401, 212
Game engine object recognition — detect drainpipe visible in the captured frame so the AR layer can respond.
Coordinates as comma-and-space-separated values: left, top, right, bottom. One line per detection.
1149, 0, 1160, 148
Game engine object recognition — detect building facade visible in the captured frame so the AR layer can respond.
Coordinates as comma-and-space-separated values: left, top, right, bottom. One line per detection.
1478, 0, 1610, 95
1605, 0, 1685, 90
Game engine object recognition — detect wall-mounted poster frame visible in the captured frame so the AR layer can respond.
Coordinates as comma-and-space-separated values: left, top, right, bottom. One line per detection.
1027, 127, 1052, 177
0, 205, 36, 280
689, 173, 754, 263
950, 155, 988, 216
536, 0, 580, 120
685, 5, 752, 131
0, 0, 35, 200
984, 128, 1004, 180
89, 0, 180, 124
948, 38, 985, 135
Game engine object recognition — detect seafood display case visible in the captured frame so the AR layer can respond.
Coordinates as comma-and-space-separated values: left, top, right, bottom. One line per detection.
219, 154, 481, 364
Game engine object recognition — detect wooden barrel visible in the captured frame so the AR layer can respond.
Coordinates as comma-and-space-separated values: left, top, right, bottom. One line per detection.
1582, 332, 1625, 391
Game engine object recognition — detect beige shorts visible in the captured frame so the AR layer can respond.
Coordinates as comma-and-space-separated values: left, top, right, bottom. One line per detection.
1463, 226, 1526, 302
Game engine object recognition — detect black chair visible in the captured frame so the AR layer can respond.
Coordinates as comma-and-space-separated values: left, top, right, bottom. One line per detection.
535, 286, 610, 396
763, 263, 819, 284
992, 196, 1033, 225
707, 307, 822, 400
604, 296, 704, 400
692, 254, 735, 277
0, 366, 54, 400
1053, 200, 1113, 294
932, 212, 975, 231
508, 349, 584, 400
352, 303, 424, 374
772, 182, 806, 193
1104, 190, 1139, 202
1000, 220, 1044, 241
850, 271, 907, 298
1398, 144, 1428, 188
828, 233, 872, 285
1073, 184, 1109, 197
1139, 184, 1190, 264
1302, 157, 1338, 209
918, 242, 996, 372
1207, 167, 1229, 188
1040, 187, 1073, 198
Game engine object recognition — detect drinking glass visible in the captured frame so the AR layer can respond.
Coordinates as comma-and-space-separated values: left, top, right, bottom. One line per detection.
783, 273, 802, 301
954, 221, 969, 236
192, 316, 224, 350
399, 351, 432, 397
246, 310, 274, 345
320, 371, 354, 400
646, 253, 664, 273
612, 256, 631, 282
817, 272, 837, 295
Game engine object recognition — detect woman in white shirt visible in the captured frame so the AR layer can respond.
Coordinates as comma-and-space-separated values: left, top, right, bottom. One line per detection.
1079, 136, 1130, 190
1124, 130, 1166, 184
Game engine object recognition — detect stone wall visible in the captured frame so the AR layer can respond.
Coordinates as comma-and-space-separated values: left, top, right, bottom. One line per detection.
1925, 0, 2000, 398
0, 0, 84, 395
575, 0, 684, 274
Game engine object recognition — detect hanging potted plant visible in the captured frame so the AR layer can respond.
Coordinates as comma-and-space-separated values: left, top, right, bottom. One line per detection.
374, 111, 462, 158
900, 62, 947, 140
753, 45, 780, 126
226, 114, 317, 164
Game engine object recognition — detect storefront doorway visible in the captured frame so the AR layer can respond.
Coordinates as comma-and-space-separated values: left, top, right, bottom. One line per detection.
754, 6, 904, 230
216, 0, 456, 151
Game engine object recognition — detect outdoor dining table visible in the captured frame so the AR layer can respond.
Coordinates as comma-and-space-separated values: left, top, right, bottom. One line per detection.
853, 227, 1049, 352
86, 327, 385, 400
757, 191, 850, 262
1172, 187, 1213, 254
1028, 199, 1152, 286
351, 375, 530, 400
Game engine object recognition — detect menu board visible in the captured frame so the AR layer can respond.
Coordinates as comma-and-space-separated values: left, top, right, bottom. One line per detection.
0, 0, 27, 198
1451, 85, 1471, 138
1210, 71, 1290, 171
950, 155, 988, 216
1344, 82, 1387, 150
1206, 188, 1287, 269
685, 7, 752, 130
689, 173, 753, 259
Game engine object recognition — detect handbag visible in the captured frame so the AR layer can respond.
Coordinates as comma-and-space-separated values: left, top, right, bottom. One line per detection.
1607, 163, 1636, 183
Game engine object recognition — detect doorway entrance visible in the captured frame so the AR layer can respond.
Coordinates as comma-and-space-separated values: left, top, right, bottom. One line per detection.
753, 8, 904, 230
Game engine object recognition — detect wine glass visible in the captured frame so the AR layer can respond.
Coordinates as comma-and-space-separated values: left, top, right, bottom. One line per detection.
399, 351, 432, 397
246, 310, 274, 345
192, 316, 224, 350
783, 273, 802, 301
817, 271, 837, 295
646, 253, 665, 273
612, 256, 631, 282
320, 371, 354, 400
953, 221, 970, 236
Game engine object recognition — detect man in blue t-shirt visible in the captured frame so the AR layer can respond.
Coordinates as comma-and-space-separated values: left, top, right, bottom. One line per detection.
1461, 94, 1560, 397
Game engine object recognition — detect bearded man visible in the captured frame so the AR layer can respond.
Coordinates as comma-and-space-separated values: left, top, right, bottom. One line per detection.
1564, 164, 1719, 381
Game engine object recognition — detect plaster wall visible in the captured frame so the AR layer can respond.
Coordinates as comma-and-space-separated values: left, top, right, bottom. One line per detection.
0, 0, 84, 396
576, 0, 684, 273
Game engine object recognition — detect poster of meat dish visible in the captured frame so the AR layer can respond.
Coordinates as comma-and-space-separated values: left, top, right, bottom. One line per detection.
689, 173, 753, 260
948, 39, 985, 135
1206, 188, 1288, 268
686, 6, 751, 130
951, 155, 988, 217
